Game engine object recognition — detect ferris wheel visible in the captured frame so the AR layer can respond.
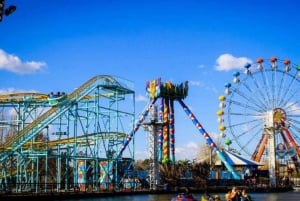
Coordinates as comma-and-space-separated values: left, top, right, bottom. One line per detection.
217, 57, 300, 169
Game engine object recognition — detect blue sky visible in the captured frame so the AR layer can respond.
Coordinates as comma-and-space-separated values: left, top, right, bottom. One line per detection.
1, 0, 300, 160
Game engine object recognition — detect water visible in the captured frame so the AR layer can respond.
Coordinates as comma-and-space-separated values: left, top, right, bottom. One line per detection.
58, 191, 300, 201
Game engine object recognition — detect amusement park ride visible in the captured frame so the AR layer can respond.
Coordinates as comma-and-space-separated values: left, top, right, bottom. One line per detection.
217, 57, 300, 187
0, 57, 299, 193
0, 75, 136, 192
0, 74, 237, 193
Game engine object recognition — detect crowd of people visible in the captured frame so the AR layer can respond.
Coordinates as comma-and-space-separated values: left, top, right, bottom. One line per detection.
201, 192, 221, 201
225, 186, 252, 201
172, 188, 197, 201
201, 186, 252, 201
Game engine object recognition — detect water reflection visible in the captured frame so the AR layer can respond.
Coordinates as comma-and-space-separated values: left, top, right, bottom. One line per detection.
62, 191, 300, 201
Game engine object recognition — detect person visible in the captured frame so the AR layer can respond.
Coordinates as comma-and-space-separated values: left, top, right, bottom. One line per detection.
173, 188, 196, 201
48, 92, 54, 97
214, 194, 221, 201
183, 187, 195, 199
201, 196, 206, 201
164, 182, 169, 192
225, 190, 231, 201
201, 195, 214, 201
202, 191, 214, 201
241, 189, 252, 201
227, 186, 240, 201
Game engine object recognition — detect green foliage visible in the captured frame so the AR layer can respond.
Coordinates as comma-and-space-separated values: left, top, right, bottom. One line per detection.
159, 161, 210, 189
134, 159, 150, 170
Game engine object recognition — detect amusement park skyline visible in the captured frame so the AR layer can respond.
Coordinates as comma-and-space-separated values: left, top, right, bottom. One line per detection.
1, 0, 300, 160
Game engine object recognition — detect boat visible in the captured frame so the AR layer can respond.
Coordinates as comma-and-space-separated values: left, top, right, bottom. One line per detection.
293, 185, 300, 191
171, 193, 197, 201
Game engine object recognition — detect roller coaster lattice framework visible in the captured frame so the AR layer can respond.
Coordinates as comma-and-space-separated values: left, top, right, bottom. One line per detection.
0, 75, 136, 193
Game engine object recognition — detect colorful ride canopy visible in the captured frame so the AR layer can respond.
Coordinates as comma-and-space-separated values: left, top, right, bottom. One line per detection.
146, 77, 189, 99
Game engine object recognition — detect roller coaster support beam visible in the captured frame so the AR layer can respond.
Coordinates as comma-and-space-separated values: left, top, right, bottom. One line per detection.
178, 99, 240, 179
117, 98, 157, 159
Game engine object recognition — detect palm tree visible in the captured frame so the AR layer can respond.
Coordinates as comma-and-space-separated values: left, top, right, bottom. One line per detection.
159, 160, 210, 191
190, 162, 210, 189
159, 162, 182, 190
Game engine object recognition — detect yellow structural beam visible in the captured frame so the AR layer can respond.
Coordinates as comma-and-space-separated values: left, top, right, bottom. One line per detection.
0, 92, 49, 102
0, 132, 127, 151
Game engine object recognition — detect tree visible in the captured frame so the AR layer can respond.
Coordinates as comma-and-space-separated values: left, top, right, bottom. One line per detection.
195, 138, 225, 167
159, 160, 211, 190
159, 162, 182, 189
190, 162, 210, 189
134, 159, 150, 170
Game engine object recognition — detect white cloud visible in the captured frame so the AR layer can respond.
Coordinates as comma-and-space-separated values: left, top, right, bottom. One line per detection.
135, 94, 149, 102
198, 64, 205, 69
134, 149, 149, 159
0, 49, 46, 74
175, 141, 199, 160
215, 53, 252, 71
189, 80, 204, 87
0, 88, 37, 94
186, 141, 198, 149
0, 87, 16, 93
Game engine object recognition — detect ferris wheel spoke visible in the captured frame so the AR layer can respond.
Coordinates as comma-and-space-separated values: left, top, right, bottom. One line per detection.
278, 81, 296, 107
273, 69, 290, 107
230, 122, 262, 155
280, 88, 300, 109
229, 88, 267, 112
227, 99, 263, 113
288, 120, 300, 141
288, 120, 300, 129
278, 72, 300, 107
288, 127, 300, 145
271, 69, 278, 108
283, 100, 300, 114
276, 70, 289, 107
230, 120, 261, 139
287, 115, 300, 125
236, 73, 270, 111
228, 116, 261, 127
248, 73, 270, 110
259, 69, 273, 108
228, 112, 264, 118
239, 128, 262, 154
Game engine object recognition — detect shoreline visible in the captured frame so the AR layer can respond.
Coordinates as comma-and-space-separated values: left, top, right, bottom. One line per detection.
0, 186, 294, 201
